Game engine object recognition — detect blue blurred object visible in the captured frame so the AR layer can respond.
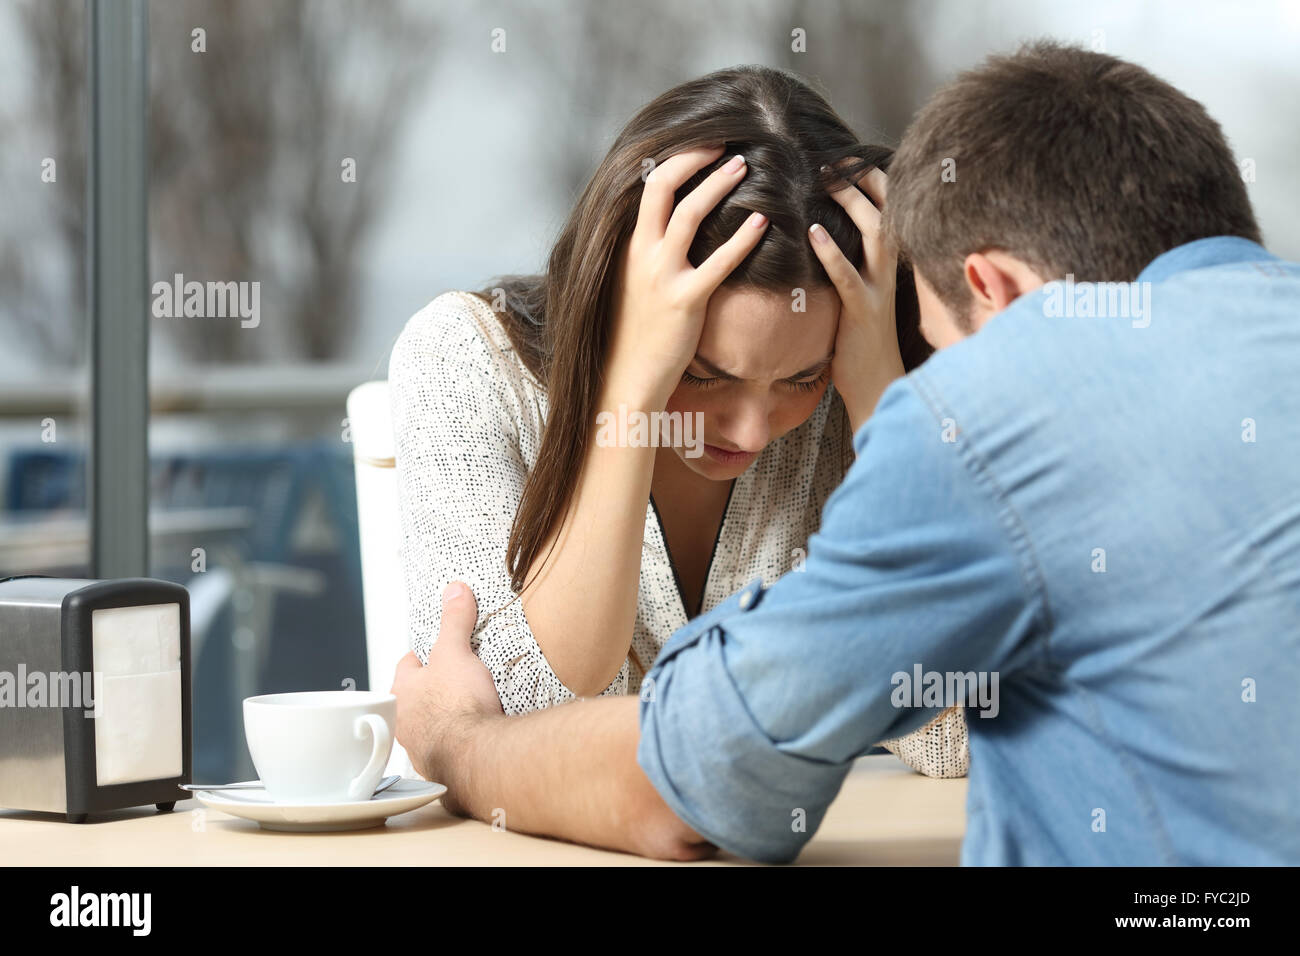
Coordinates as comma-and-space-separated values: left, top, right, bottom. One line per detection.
4, 440, 367, 784
5, 450, 86, 511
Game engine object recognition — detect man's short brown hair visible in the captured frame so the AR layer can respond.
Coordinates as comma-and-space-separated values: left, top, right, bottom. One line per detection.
884, 40, 1262, 327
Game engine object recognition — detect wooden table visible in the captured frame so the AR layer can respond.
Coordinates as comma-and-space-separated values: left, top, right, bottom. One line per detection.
1, 755, 966, 866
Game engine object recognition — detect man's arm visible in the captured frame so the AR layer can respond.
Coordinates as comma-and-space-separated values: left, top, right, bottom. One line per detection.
632, 373, 1047, 862
396, 373, 1046, 863
391, 582, 712, 861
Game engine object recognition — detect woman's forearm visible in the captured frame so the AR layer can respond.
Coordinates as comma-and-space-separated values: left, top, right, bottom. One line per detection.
518, 148, 766, 698
520, 366, 675, 696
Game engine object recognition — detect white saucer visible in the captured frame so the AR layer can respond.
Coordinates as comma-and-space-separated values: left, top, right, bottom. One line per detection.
194, 778, 447, 832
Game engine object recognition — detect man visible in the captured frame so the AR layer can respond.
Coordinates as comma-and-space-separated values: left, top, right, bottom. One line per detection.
391, 41, 1300, 865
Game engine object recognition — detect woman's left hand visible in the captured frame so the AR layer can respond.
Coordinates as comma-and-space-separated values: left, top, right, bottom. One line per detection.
807, 165, 906, 434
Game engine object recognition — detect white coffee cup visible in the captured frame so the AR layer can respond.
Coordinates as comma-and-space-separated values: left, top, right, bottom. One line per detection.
243, 691, 396, 803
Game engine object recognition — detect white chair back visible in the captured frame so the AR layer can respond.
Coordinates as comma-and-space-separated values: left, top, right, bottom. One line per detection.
347, 380, 414, 778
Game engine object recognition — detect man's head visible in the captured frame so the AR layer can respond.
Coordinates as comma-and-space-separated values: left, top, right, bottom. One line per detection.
884, 40, 1262, 348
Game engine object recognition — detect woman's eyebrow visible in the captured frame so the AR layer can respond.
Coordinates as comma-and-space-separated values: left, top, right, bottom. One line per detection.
692, 353, 832, 380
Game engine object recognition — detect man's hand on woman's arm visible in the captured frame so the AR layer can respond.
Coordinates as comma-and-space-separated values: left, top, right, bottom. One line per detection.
391, 581, 714, 861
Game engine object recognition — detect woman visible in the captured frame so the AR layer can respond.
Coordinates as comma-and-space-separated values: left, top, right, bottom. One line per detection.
390, 65, 968, 777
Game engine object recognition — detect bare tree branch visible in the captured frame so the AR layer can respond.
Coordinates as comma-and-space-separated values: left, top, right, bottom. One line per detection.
3, 0, 438, 366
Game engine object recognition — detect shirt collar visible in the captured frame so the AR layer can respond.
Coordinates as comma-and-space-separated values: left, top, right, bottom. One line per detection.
1137, 235, 1277, 284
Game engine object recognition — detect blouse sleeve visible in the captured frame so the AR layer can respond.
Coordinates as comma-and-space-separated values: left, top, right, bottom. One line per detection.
874, 705, 970, 778
388, 293, 629, 716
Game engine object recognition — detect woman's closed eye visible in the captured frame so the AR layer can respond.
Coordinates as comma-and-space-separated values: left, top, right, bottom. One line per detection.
681, 370, 724, 389
681, 368, 829, 392
786, 369, 829, 392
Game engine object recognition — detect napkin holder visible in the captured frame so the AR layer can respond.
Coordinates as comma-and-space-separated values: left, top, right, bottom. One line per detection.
0, 576, 191, 821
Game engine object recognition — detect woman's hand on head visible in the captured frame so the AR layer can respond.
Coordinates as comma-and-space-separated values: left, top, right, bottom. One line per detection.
809, 165, 906, 434
606, 145, 770, 408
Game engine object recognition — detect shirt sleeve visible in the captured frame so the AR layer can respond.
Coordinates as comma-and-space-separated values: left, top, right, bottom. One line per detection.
389, 294, 628, 716
636, 374, 1045, 863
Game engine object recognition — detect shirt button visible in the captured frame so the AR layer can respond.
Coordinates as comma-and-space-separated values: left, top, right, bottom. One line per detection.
738, 582, 761, 610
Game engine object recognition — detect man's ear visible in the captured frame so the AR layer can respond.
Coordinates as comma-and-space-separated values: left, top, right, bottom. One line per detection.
963, 251, 1050, 329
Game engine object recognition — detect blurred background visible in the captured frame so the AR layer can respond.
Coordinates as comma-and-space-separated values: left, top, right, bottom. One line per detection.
2, 0, 1298, 783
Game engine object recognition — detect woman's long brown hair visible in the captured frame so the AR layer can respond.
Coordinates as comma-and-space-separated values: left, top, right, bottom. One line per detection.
473, 65, 931, 594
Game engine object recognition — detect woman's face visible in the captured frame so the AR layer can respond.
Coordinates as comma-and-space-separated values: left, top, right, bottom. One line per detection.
664, 285, 840, 480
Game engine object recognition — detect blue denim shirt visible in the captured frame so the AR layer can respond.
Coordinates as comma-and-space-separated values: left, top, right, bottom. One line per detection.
637, 236, 1300, 865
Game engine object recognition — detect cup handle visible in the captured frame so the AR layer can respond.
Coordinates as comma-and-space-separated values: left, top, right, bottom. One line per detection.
347, 714, 393, 801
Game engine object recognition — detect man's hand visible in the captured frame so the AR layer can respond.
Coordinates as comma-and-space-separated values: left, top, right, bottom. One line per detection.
389, 582, 714, 859
391, 581, 502, 815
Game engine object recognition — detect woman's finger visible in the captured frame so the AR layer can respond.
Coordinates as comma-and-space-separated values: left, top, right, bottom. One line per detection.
828, 157, 887, 207
663, 153, 749, 255
854, 167, 896, 276
807, 222, 868, 312
633, 145, 727, 244
857, 166, 888, 207
691, 210, 769, 294
826, 174, 896, 284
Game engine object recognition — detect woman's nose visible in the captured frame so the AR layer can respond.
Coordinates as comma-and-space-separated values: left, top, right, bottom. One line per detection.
718, 399, 771, 453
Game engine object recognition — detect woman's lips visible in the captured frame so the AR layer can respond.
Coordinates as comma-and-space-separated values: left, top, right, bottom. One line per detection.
703, 443, 757, 465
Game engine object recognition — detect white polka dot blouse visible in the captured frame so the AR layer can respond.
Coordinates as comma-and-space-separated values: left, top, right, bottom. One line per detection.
389, 290, 969, 778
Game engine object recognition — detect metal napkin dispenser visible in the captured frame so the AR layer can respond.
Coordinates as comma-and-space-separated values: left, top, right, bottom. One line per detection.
0, 576, 191, 821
